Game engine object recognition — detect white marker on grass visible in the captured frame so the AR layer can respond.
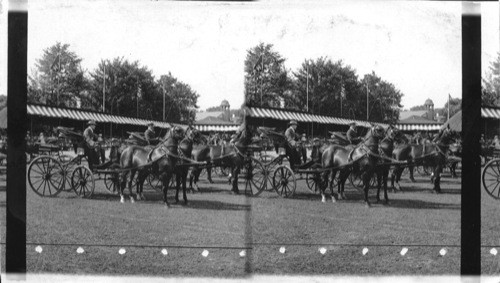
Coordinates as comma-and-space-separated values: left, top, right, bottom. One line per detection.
319, 247, 327, 254
490, 248, 498, 256
76, 247, 84, 254
362, 248, 369, 255
439, 248, 447, 256
161, 249, 168, 255
400, 248, 408, 256
118, 248, 126, 255
202, 250, 209, 257
239, 250, 246, 257
35, 246, 43, 253
279, 247, 286, 254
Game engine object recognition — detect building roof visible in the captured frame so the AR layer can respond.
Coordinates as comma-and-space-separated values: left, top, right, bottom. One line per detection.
424, 98, 434, 105
398, 115, 441, 124
195, 116, 235, 125
221, 100, 229, 107
398, 110, 428, 120
246, 106, 388, 128
195, 111, 224, 121
441, 110, 461, 132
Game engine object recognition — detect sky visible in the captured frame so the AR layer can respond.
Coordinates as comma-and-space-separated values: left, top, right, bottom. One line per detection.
1, 0, 499, 112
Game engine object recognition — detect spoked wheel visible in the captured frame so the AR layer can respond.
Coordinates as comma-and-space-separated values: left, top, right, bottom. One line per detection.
71, 166, 95, 198
59, 155, 77, 192
259, 154, 273, 163
482, 159, 500, 200
27, 156, 65, 197
272, 165, 296, 198
243, 157, 267, 196
147, 172, 163, 192
104, 173, 120, 194
348, 172, 377, 192
306, 173, 323, 194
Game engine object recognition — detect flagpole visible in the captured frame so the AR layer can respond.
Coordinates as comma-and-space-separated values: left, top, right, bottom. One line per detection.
103, 62, 106, 112
447, 94, 450, 121
306, 61, 309, 112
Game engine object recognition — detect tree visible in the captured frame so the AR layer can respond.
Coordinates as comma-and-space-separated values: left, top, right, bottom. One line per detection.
483, 52, 500, 106
158, 73, 199, 123
290, 58, 363, 119
244, 43, 292, 107
0, 95, 6, 111
361, 72, 403, 124
443, 97, 461, 120
28, 42, 89, 107
88, 57, 160, 118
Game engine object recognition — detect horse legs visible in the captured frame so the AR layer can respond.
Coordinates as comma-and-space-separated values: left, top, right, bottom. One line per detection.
362, 170, 372, 208
182, 170, 188, 204
338, 169, 350, 200
320, 170, 330, 203
119, 171, 128, 203
162, 172, 172, 207
433, 164, 442, 193
409, 165, 416, 182
128, 170, 136, 203
328, 170, 338, 202
207, 167, 214, 184
231, 165, 240, 194
136, 170, 147, 201
376, 170, 382, 203
383, 169, 389, 204
175, 173, 181, 203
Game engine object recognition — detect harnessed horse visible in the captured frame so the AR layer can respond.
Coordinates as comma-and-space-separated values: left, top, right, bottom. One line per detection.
390, 128, 454, 193
320, 125, 386, 207
119, 126, 185, 205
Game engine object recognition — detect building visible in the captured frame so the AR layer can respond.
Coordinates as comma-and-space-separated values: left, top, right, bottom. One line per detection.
396, 98, 442, 132
194, 100, 240, 133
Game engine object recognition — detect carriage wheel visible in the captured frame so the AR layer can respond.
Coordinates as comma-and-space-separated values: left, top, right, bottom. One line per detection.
104, 173, 120, 194
58, 154, 78, 192
218, 166, 230, 177
272, 165, 296, 198
71, 166, 95, 198
305, 173, 323, 194
482, 159, 500, 200
348, 172, 377, 192
147, 172, 163, 192
27, 156, 65, 197
243, 157, 267, 196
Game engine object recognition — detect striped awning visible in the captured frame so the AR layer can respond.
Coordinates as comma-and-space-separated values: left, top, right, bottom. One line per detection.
194, 124, 239, 132
247, 106, 387, 128
397, 124, 442, 131
482, 107, 500, 119
27, 104, 175, 128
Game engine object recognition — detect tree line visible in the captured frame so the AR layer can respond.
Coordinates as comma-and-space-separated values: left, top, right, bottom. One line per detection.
243, 42, 467, 124
28, 42, 199, 123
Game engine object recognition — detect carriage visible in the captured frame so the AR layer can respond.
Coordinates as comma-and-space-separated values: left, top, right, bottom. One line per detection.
482, 156, 500, 201
26, 128, 126, 198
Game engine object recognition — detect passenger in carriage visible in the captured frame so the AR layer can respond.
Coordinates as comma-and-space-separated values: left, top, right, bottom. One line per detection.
412, 131, 423, 145
492, 135, 500, 150
300, 133, 307, 163
346, 122, 361, 145
144, 122, 156, 145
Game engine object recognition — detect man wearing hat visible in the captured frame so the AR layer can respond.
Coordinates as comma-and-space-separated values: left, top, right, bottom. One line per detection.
346, 122, 361, 145
144, 122, 156, 145
285, 120, 301, 165
84, 120, 99, 167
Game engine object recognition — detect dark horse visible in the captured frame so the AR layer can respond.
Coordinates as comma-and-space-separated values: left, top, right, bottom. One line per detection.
320, 125, 386, 207
119, 126, 185, 205
390, 127, 454, 193
189, 123, 252, 194
374, 126, 405, 204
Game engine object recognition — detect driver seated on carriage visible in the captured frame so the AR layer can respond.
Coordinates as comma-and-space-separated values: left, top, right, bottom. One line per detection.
144, 122, 159, 145
346, 122, 361, 145
83, 120, 103, 169
285, 120, 303, 166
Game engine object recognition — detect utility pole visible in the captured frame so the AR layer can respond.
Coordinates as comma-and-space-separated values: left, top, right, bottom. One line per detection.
366, 83, 369, 121
306, 61, 309, 112
102, 62, 106, 112
162, 84, 165, 121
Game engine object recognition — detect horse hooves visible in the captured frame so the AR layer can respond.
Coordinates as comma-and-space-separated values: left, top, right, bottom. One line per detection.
231, 190, 239, 195
365, 203, 371, 208
209, 180, 214, 184
331, 197, 336, 203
